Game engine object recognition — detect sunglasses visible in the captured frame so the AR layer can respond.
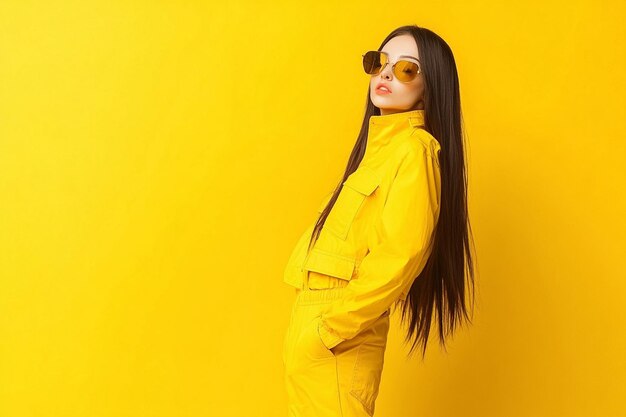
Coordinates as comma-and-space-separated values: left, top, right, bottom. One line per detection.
362, 50, 422, 82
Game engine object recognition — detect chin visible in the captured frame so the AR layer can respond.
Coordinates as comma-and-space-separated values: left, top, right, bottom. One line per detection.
372, 99, 395, 109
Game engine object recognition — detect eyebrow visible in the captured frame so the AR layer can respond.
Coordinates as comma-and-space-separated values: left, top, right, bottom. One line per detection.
381, 51, 420, 62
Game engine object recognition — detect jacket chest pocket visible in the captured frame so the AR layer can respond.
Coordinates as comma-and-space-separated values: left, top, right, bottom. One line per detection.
325, 166, 381, 240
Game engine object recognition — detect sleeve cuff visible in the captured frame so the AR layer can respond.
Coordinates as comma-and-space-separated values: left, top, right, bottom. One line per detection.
317, 314, 345, 349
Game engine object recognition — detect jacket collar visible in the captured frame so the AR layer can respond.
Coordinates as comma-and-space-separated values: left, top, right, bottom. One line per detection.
366, 109, 425, 149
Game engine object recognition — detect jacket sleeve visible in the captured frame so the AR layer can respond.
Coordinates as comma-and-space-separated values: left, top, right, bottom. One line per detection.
317, 143, 441, 349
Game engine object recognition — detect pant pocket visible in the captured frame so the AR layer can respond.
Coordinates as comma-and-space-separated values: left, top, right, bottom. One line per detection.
299, 314, 336, 361
349, 314, 389, 416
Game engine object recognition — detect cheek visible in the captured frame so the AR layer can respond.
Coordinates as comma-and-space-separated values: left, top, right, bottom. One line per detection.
406, 81, 422, 94
393, 82, 420, 98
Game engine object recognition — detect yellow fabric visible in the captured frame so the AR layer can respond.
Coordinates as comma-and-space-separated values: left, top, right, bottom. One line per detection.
283, 109, 442, 350
283, 287, 390, 417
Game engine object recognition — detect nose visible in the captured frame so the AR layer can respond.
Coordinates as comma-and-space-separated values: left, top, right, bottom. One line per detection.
379, 62, 393, 80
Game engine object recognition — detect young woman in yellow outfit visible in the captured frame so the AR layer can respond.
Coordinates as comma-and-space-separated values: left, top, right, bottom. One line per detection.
282, 24, 476, 417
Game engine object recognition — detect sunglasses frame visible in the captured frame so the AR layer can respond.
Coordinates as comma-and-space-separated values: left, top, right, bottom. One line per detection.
362, 50, 422, 82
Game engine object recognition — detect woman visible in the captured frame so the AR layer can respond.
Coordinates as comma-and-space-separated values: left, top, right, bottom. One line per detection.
282, 24, 476, 417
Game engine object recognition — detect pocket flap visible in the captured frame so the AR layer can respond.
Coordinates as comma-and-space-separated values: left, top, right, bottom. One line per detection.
343, 166, 381, 196
303, 248, 356, 281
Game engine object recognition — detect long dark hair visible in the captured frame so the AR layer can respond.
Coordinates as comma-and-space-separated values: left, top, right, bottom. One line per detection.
307, 24, 476, 360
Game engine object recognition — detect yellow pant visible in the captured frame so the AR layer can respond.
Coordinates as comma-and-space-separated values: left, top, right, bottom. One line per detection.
283, 286, 390, 416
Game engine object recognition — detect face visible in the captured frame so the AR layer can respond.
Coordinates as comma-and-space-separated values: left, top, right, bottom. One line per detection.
369, 34, 425, 115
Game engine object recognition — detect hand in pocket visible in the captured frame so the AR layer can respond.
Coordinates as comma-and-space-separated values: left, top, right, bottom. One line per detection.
304, 315, 336, 361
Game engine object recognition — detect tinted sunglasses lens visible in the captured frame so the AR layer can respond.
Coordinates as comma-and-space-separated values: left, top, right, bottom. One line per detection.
363, 51, 384, 75
395, 60, 419, 82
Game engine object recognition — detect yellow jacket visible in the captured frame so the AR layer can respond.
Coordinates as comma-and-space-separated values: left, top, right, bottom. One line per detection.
283, 109, 442, 349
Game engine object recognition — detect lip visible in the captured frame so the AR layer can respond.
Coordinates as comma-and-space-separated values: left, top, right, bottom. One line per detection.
375, 83, 392, 94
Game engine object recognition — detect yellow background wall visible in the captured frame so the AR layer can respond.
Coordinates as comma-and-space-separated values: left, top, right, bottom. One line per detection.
1, 1, 624, 416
